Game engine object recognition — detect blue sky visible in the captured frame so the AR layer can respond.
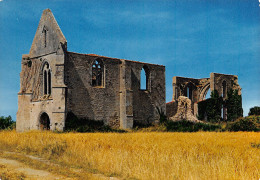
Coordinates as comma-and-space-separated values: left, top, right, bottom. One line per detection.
0, 0, 259, 120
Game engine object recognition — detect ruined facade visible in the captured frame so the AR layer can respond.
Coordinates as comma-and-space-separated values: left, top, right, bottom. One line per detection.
16, 9, 165, 132
166, 73, 241, 121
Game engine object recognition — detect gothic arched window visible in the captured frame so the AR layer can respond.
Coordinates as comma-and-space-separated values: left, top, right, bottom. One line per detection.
92, 59, 104, 87
140, 65, 150, 90
185, 83, 194, 100
43, 62, 51, 95
42, 26, 48, 48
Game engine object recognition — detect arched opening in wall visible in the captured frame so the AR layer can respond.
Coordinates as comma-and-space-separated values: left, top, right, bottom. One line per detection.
140, 66, 149, 90
42, 26, 48, 48
92, 59, 104, 87
140, 68, 146, 90
205, 89, 211, 99
44, 70, 47, 95
42, 62, 51, 96
199, 83, 210, 101
222, 81, 227, 98
39, 112, 50, 130
48, 70, 51, 95
186, 84, 193, 100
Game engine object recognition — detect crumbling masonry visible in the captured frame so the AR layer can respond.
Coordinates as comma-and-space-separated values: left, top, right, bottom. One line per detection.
16, 9, 165, 132
166, 73, 241, 121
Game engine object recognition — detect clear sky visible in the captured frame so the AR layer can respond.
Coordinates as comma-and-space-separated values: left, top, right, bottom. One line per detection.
0, 0, 259, 120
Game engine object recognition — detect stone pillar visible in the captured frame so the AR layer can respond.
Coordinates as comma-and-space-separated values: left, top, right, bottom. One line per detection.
16, 94, 32, 132
119, 60, 133, 129
172, 77, 177, 101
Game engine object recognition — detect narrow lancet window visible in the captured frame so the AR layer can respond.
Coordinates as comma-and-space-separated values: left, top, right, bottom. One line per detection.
44, 70, 47, 95
92, 59, 104, 87
42, 62, 51, 96
140, 65, 149, 90
48, 70, 51, 95
42, 27, 48, 48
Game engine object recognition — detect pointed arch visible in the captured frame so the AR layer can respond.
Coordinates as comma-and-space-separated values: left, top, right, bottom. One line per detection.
92, 58, 104, 87
185, 82, 195, 100
140, 65, 150, 90
39, 112, 50, 130
48, 70, 52, 94
41, 61, 51, 96
199, 83, 210, 101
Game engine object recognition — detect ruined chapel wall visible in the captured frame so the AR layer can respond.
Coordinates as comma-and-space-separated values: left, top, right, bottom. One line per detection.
17, 52, 66, 132
172, 77, 200, 102
125, 61, 165, 124
211, 73, 241, 97
65, 53, 121, 126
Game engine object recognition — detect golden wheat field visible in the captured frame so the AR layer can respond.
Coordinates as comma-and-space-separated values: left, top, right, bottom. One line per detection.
0, 131, 259, 180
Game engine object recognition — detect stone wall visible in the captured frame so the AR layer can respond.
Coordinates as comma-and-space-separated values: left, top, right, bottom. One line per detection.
125, 60, 165, 125
65, 52, 122, 127
64, 53, 166, 128
17, 9, 166, 131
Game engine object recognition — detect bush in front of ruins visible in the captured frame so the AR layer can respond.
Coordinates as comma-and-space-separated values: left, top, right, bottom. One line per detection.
65, 112, 125, 133
226, 116, 260, 132
0, 116, 15, 130
164, 120, 222, 132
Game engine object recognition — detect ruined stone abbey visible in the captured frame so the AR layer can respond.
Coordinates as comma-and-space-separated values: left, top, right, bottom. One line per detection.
16, 9, 242, 132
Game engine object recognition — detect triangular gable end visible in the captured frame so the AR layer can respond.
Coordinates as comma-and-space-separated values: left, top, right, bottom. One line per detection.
29, 9, 67, 57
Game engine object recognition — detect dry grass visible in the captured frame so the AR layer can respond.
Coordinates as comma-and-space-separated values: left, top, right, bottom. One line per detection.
0, 163, 26, 180
0, 130, 259, 180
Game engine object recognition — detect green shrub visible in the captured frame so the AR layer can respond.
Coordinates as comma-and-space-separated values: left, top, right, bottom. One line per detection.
65, 112, 125, 133
198, 90, 222, 123
226, 116, 260, 132
248, 106, 260, 116
0, 116, 15, 130
156, 107, 167, 124
165, 120, 221, 132
226, 89, 243, 121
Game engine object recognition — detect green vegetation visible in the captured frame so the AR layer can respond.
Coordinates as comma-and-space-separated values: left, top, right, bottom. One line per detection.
0, 116, 15, 130
198, 90, 222, 123
226, 89, 243, 121
226, 115, 260, 132
248, 106, 260, 116
65, 112, 125, 133
198, 89, 243, 122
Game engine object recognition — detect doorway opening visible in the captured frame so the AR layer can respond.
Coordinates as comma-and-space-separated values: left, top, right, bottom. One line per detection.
39, 112, 50, 130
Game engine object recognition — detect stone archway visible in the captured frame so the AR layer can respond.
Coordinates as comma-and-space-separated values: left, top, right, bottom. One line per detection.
199, 83, 210, 101
39, 112, 50, 130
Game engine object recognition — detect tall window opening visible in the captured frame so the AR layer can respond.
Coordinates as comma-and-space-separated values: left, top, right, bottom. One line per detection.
205, 89, 211, 99
222, 81, 227, 98
140, 66, 149, 90
186, 84, 193, 100
42, 27, 47, 48
48, 70, 51, 94
140, 68, 146, 90
44, 70, 47, 95
92, 59, 104, 87
42, 62, 51, 96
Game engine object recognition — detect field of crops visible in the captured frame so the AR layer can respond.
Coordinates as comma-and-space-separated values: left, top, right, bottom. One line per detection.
0, 131, 259, 179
